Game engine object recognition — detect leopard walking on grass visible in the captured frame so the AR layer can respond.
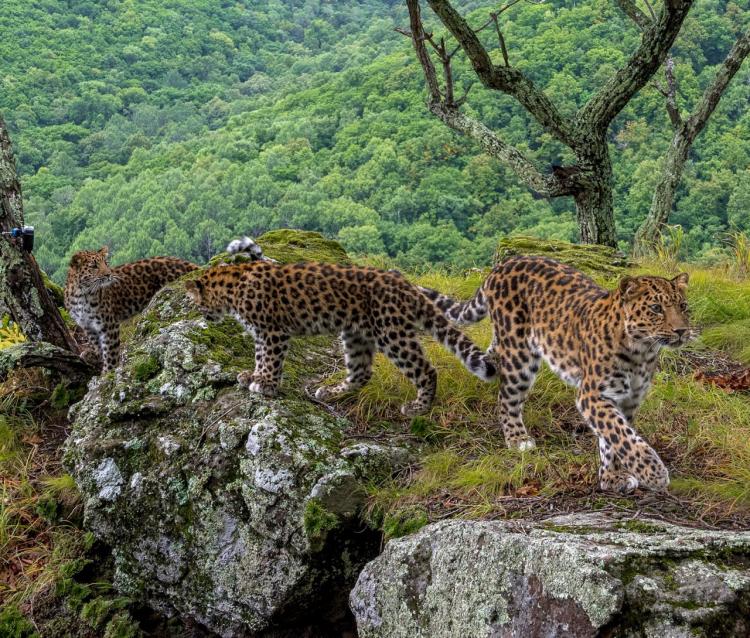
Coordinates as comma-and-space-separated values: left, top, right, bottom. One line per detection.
422, 255, 695, 493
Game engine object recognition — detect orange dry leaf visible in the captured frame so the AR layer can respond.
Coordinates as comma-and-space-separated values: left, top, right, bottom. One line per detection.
694, 368, 750, 392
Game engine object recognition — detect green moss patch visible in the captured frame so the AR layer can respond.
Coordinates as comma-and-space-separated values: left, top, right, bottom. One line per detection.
382, 506, 429, 540
131, 355, 161, 381
0, 605, 39, 638
303, 498, 340, 552
495, 236, 631, 279
258, 229, 350, 265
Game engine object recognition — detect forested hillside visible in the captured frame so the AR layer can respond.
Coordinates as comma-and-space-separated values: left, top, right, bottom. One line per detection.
2, 0, 748, 281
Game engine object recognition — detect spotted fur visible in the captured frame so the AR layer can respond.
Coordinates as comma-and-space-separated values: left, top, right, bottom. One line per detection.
64, 247, 198, 371
185, 257, 497, 416
424, 256, 694, 493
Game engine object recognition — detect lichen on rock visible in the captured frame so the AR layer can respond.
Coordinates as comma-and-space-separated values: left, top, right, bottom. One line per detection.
350, 513, 750, 637
64, 234, 410, 637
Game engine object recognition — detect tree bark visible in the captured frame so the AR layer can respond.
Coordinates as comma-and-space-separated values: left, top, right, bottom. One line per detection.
574, 137, 617, 246
0, 114, 79, 352
633, 28, 750, 253
406, 0, 694, 248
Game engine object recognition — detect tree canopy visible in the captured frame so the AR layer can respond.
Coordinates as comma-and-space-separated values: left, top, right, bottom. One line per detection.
0, 0, 748, 282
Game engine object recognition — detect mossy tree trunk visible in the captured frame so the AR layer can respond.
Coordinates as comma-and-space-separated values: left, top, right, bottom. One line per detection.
633, 27, 750, 254
405, 0, 694, 247
0, 114, 78, 351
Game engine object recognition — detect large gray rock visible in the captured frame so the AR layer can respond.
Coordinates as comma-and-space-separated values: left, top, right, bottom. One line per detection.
64, 237, 410, 637
350, 513, 750, 637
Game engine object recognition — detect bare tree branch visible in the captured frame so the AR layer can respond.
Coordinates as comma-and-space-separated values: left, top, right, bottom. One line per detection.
405, 0, 442, 103
427, 102, 580, 197
662, 55, 682, 129
0, 341, 94, 383
578, 0, 693, 132
405, 0, 578, 198
426, 0, 577, 147
614, 0, 651, 29
683, 28, 750, 143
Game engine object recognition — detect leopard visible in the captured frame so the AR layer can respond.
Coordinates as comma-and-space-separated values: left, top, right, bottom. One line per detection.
64, 247, 198, 372
184, 241, 497, 416
421, 255, 694, 493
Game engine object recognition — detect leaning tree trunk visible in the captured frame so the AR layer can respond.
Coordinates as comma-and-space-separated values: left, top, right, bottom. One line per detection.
0, 114, 78, 351
633, 134, 689, 253
632, 28, 750, 254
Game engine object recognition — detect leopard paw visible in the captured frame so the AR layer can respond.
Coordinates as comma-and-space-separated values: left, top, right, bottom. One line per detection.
236, 370, 257, 387
400, 400, 430, 417
507, 437, 536, 452
600, 473, 639, 494
314, 384, 347, 401
248, 381, 277, 397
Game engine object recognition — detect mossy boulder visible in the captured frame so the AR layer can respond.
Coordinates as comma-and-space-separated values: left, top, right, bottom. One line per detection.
351, 512, 750, 637
209, 229, 350, 267
64, 239, 409, 637
257, 229, 351, 265
494, 236, 632, 279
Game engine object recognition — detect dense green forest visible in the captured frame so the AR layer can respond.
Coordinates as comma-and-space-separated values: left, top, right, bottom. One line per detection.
1, 0, 748, 282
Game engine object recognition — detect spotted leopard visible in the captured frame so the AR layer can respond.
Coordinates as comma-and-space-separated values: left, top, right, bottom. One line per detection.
64, 247, 198, 371
422, 255, 694, 493
185, 242, 497, 415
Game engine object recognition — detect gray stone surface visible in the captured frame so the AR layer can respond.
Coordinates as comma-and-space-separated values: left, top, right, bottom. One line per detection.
64, 272, 409, 638
350, 513, 750, 637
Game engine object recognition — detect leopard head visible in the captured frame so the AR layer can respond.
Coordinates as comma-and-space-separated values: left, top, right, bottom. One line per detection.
618, 272, 693, 346
68, 247, 117, 294
184, 276, 226, 322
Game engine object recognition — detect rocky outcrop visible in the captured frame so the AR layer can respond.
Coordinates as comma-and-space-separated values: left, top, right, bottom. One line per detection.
64, 231, 409, 637
350, 513, 750, 637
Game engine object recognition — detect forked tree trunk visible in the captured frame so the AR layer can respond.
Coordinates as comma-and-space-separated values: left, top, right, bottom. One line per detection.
406, 0, 693, 249
0, 114, 78, 351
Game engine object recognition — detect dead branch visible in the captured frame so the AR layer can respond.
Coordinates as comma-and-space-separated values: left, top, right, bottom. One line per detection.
0, 341, 95, 384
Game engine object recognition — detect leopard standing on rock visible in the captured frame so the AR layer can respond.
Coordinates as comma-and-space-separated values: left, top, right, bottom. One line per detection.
185, 239, 497, 416
64, 247, 198, 371
422, 255, 695, 493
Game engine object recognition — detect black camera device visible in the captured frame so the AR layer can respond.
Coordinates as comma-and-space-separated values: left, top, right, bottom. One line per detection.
3, 226, 35, 252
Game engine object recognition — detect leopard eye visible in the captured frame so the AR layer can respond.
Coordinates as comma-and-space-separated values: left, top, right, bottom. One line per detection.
649, 303, 663, 314
680, 301, 688, 312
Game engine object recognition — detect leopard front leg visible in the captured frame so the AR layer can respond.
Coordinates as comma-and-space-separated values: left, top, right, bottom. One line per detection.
315, 331, 375, 402
237, 332, 267, 389
491, 328, 539, 451
97, 324, 121, 373
238, 331, 289, 397
577, 389, 669, 492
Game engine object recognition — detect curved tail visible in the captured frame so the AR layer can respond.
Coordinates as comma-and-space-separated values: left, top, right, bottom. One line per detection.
226, 236, 278, 262
419, 286, 488, 325
416, 294, 496, 381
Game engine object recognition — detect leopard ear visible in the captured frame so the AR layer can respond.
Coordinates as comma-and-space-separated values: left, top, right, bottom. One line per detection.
69, 252, 82, 267
99, 246, 109, 258
618, 276, 643, 301
672, 272, 689, 291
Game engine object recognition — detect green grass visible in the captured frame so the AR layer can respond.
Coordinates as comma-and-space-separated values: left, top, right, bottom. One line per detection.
351, 263, 750, 529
